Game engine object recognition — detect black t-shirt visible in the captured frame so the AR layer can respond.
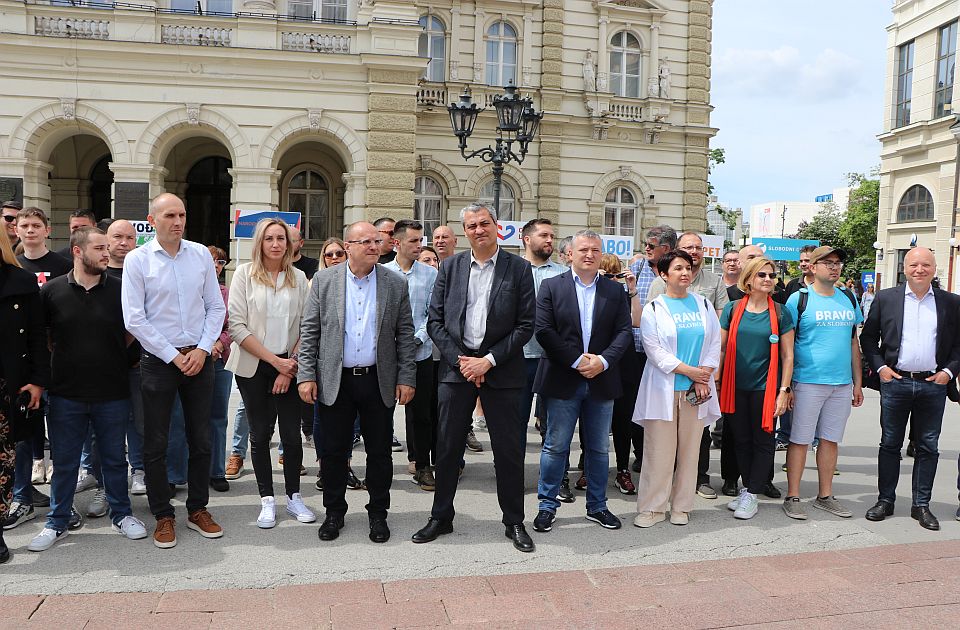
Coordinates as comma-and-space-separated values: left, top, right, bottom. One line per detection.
17, 250, 72, 288
55, 246, 73, 260
41, 273, 130, 402
783, 276, 813, 299
378, 251, 396, 264
292, 255, 320, 281
104, 266, 123, 280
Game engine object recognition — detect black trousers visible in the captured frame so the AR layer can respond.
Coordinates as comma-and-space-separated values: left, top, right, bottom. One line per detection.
317, 368, 393, 520
698, 420, 740, 485
611, 350, 646, 471
140, 352, 214, 519
432, 382, 524, 525
236, 359, 302, 498
404, 359, 435, 470
728, 389, 775, 494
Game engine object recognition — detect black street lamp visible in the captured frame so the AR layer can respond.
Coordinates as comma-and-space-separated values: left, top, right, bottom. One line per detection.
447, 80, 542, 216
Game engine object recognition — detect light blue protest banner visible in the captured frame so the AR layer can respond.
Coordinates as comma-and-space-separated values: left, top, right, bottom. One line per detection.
751, 237, 820, 261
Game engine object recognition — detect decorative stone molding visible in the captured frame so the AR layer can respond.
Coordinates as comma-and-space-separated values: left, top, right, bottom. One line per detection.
463, 163, 533, 200
257, 112, 366, 173
185, 103, 201, 126
416, 155, 461, 197
308, 108, 323, 131
60, 98, 76, 120
135, 106, 251, 168
590, 166, 654, 205
8, 100, 130, 163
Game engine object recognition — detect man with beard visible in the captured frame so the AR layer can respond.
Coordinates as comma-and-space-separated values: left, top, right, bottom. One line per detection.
28, 227, 146, 551
290, 228, 319, 281
1, 201, 21, 250
54, 209, 97, 259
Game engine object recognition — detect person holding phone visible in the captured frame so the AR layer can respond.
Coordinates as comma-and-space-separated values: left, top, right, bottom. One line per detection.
632, 250, 721, 528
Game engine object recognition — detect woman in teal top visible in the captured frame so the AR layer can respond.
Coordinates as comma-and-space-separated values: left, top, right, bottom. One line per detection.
718, 257, 795, 520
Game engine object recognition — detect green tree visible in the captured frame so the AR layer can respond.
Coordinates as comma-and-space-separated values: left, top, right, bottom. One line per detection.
707, 147, 725, 196
838, 172, 880, 281
796, 201, 843, 247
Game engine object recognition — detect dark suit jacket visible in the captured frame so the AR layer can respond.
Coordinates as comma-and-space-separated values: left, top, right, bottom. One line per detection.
860, 285, 960, 378
427, 248, 534, 388
533, 271, 633, 400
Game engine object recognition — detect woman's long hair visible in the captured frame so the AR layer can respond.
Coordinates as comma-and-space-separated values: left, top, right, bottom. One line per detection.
249, 218, 296, 289
0, 225, 20, 267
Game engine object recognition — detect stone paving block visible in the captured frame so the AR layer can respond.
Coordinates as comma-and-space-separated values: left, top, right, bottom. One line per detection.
543, 585, 659, 617
839, 542, 933, 564
828, 561, 928, 587
275, 579, 385, 609
759, 549, 859, 571
383, 575, 493, 604
741, 567, 857, 597
30, 592, 162, 620
156, 587, 275, 613
586, 562, 690, 588
0, 595, 43, 619
83, 612, 213, 629
905, 539, 960, 559
485, 570, 593, 596
211, 609, 330, 629
0, 619, 90, 630
442, 592, 558, 625
329, 600, 448, 630
645, 576, 766, 608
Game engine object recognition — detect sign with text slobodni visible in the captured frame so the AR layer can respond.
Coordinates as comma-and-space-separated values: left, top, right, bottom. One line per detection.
751, 237, 820, 261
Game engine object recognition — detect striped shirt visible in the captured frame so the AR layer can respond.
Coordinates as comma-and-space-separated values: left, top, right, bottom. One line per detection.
629, 257, 657, 352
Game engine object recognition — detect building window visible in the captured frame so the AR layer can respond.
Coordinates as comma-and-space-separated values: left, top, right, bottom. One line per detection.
897, 185, 934, 222
419, 16, 446, 82
896, 41, 914, 127
604, 186, 636, 237
936, 21, 957, 118
485, 21, 518, 87
896, 248, 909, 285
479, 180, 515, 222
414, 176, 444, 235
609, 31, 642, 98
170, 0, 232, 13
286, 0, 347, 21
288, 169, 330, 240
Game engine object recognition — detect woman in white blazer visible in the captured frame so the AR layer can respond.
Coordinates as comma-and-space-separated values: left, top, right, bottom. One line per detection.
632, 250, 721, 528
226, 218, 312, 529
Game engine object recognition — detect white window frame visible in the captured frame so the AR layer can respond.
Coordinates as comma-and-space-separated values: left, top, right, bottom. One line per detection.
169, 0, 233, 13
485, 21, 518, 87
286, 0, 347, 21
419, 15, 446, 82
479, 179, 516, 222
609, 31, 642, 98
603, 186, 637, 237
414, 175, 445, 236
287, 168, 331, 240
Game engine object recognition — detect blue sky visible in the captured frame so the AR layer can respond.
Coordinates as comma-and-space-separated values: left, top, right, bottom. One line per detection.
710, 2, 891, 212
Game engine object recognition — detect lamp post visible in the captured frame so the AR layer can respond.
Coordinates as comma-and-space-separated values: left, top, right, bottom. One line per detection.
447, 80, 543, 216
873, 240, 883, 289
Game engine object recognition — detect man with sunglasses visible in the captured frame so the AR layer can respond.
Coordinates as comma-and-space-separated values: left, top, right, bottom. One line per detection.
290, 228, 319, 281
374, 217, 396, 264
2, 201, 21, 250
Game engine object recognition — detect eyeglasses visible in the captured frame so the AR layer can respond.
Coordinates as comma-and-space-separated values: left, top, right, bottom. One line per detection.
346, 238, 384, 248
644, 241, 661, 250
1, 215, 16, 223
603, 272, 627, 279
755, 271, 778, 280
378, 229, 394, 237
324, 250, 346, 259
680, 246, 704, 253
816, 260, 843, 269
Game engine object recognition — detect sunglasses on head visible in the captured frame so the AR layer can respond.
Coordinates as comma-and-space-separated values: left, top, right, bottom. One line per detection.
755, 271, 777, 280
324, 250, 346, 259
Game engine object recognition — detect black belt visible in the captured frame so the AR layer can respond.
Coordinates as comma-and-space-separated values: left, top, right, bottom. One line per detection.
343, 366, 375, 376
176, 345, 198, 355
895, 369, 935, 380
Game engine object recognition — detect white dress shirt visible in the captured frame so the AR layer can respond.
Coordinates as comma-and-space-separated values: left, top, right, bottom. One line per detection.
571, 272, 609, 370
122, 238, 226, 364
343, 264, 378, 368
897, 284, 940, 373
260, 271, 292, 354
464, 247, 499, 366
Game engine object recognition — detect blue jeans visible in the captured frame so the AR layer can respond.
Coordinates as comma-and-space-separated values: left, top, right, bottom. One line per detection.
209, 359, 233, 479
13, 440, 34, 504
127, 368, 144, 472
775, 409, 792, 444
878, 376, 946, 507
166, 396, 188, 485
47, 396, 132, 531
231, 398, 249, 458
538, 382, 614, 514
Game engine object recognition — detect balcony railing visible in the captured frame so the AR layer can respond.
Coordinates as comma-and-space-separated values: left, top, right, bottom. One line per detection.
35, 15, 110, 39
161, 23, 232, 46
608, 99, 643, 121
417, 84, 447, 107
281, 31, 351, 53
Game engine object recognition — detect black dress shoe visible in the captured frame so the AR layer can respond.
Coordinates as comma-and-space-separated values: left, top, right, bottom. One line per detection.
504, 523, 535, 553
911, 505, 940, 531
556, 476, 575, 504
721, 480, 738, 497
762, 482, 782, 499
412, 518, 453, 543
0, 536, 9, 564
865, 500, 895, 522
31, 487, 50, 508
369, 518, 390, 543
906, 441, 915, 458
318, 514, 344, 541
209, 477, 229, 493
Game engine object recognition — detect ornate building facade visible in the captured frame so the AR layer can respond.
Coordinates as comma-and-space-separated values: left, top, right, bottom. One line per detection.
0, 0, 715, 257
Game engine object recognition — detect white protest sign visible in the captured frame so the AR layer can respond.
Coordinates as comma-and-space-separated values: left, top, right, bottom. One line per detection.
130, 221, 155, 247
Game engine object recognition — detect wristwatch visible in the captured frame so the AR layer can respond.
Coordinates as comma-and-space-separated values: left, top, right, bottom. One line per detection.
779, 386, 792, 394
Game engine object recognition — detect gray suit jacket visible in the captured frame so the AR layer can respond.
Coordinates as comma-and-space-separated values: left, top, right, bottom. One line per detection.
297, 262, 417, 408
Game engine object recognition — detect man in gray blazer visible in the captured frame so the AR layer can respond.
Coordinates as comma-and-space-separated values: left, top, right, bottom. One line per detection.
298, 221, 416, 544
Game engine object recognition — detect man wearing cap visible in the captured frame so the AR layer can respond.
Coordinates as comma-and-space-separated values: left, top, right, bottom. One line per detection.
782, 246, 863, 521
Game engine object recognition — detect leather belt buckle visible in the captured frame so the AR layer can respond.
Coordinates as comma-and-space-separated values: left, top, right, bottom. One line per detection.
349, 366, 371, 376
177, 345, 198, 355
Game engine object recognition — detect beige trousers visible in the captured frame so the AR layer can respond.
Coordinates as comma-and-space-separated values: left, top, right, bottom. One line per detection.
636, 391, 703, 514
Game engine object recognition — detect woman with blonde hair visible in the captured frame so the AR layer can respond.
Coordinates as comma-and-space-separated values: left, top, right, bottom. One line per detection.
719, 257, 795, 519
226, 218, 313, 528
320, 237, 346, 269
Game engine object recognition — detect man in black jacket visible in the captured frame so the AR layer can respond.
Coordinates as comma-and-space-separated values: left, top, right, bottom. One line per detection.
860, 247, 960, 530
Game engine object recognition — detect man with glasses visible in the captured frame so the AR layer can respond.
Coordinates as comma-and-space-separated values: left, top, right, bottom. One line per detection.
2, 201, 21, 250
782, 246, 864, 521
290, 228, 319, 281
721, 249, 740, 291
374, 217, 396, 264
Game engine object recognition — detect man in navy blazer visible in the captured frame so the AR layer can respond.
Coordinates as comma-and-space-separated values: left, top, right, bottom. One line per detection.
531, 230, 633, 533
860, 247, 960, 530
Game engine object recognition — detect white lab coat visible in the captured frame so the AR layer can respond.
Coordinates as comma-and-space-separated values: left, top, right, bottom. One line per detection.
632, 292, 721, 427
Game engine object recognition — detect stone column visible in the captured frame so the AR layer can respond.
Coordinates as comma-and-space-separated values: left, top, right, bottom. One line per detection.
597, 17, 609, 92
109, 163, 163, 220
681, 0, 714, 231
365, 69, 419, 224
473, 9, 486, 83
522, 11, 534, 87
538, 0, 566, 224
450, 1, 462, 81
20, 160, 52, 212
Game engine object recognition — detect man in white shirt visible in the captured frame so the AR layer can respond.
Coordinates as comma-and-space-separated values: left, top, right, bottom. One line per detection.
122, 193, 226, 549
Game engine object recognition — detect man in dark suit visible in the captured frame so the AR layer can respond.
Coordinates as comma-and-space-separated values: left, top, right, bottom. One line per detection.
412, 202, 536, 552
860, 247, 960, 531
298, 221, 417, 544
531, 230, 632, 533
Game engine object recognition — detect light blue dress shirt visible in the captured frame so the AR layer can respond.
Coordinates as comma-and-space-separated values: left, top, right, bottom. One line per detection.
897, 284, 940, 374
343, 264, 378, 368
571, 272, 609, 371
384, 259, 437, 362
523, 258, 565, 359
121, 238, 226, 364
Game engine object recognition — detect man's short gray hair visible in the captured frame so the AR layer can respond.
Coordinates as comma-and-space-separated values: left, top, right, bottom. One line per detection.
459, 202, 498, 225
646, 224, 677, 249
557, 236, 573, 256
572, 229, 603, 246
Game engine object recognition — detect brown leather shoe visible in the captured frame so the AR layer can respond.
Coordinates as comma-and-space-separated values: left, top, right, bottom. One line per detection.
414, 468, 436, 491
153, 516, 177, 549
225, 454, 243, 480
187, 509, 223, 539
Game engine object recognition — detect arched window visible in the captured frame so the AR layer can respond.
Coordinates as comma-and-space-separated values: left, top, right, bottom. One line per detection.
419, 15, 446, 82
485, 21, 518, 87
604, 186, 637, 236
609, 32, 642, 98
897, 184, 934, 222
414, 175, 444, 235
479, 180, 515, 222
288, 169, 330, 239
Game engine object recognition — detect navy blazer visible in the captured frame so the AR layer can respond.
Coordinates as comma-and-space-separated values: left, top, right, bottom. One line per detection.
532, 270, 633, 400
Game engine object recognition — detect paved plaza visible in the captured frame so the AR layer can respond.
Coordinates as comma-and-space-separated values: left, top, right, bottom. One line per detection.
2, 388, 959, 627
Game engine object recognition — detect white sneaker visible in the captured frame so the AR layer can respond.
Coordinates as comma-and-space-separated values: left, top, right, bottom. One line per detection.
734, 491, 759, 520
76, 470, 97, 493
87, 488, 109, 518
257, 496, 276, 529
285, 493, 316, 523
28, 527, 68, 552
473, 415, 487, 431
727, 488, 747, 511
31, 459, 46, 484
130, 470, 146, 495
304, 434, 314, 448
113, 515, 148, 540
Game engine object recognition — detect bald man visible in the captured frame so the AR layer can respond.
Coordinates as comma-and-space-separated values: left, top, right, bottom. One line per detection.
432, 225, 457, 263
105, 219, 136, 280
861, 247, 960, 530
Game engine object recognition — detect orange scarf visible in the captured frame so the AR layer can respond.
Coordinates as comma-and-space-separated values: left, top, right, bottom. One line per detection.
719, 296, 779, 433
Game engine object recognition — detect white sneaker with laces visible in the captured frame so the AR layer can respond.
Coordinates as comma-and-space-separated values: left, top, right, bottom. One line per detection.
28, 527, 68, 552
734, 491, 759, 520
473, 415, 487, 431
76, 470, 97, 493
727, 487, 747, 511
87, 488, 109, 518
113, 515, 148, 540
31, 459, 46, 484
257, 496, 276, 529
130, 470, 146, 495
285, 493, 316, 523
